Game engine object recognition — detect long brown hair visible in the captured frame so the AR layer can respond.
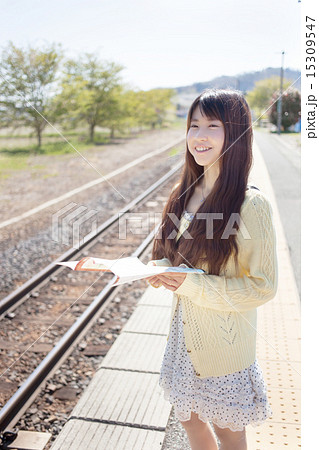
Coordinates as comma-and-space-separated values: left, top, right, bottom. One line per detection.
152, 89, 253, 275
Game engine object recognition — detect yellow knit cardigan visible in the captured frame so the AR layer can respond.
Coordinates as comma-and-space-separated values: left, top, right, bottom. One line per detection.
152, 188, 278, 378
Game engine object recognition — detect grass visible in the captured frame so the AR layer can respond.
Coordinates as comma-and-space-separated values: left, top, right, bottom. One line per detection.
0, 154, 28, 179
37, 140, 91, 155
0, 123, 181, 180
169, 146, 183, 157
0, 137, 93, 179
269, 130, 300, 135
0, 130, 81, 139
42, 172, 58, 179
31, 164, 46, 170
0, 139, 92, 156
168, 117, 186, 130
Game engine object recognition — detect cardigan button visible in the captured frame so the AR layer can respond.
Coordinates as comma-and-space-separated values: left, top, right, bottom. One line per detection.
187, 349, 191, 353
182, 320, 186, 324
196, 372, 201, 376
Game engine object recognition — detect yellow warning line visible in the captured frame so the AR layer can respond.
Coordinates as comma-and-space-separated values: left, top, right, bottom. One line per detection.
246, 141, 301, 449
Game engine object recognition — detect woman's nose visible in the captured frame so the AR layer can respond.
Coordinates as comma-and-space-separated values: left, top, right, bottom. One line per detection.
195, 129, 208, 140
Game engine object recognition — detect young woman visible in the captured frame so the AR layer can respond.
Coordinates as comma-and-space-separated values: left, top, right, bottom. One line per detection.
147, 89, 278, 450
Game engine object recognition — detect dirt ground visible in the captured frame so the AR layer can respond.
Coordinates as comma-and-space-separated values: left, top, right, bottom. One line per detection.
0, 127, 185, 222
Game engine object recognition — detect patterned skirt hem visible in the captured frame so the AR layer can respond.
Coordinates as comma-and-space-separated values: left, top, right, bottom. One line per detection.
160, 378, 272, 432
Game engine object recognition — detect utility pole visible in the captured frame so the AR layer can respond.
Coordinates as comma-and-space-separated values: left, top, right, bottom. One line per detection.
277, 51, 285, 135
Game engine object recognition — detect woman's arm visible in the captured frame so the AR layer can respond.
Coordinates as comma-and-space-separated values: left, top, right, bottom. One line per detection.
173, 192, 278, 312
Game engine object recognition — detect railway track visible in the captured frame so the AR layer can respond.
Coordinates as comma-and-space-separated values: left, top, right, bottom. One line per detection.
0, 159, 182, 319
0, 162, 182, 442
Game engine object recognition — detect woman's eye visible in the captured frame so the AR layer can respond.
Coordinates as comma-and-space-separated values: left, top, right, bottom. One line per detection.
209, 124, 218, 128
190, 124, 198, 128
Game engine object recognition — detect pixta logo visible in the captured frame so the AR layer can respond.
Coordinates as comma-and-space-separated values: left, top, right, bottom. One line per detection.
118, 212, 162, 239
52, 202, 98, 249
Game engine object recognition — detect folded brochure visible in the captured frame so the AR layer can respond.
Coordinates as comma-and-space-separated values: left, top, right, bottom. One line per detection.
57, 256, 204, 286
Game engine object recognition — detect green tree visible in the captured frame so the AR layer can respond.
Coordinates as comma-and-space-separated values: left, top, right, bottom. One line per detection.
56, 54, 123, 141
119, 89, 143, 131
0, 42, 62, 148
268, 87, 301, 131
246, 76, 291, 120
101, 85, 131, 138
127, 88, 175, 130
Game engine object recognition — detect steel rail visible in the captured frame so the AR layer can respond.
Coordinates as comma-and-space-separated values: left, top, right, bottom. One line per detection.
0, 160, 183, 318
0, 222, 161, 432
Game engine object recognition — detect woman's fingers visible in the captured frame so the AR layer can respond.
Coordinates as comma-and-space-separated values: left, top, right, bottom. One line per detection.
165, 271, 187, 278
158, 278, 176, 289
157, 273, 186, 283
157, 273, 186, 291
145, 275, 162, 288
145, 264, 187, 291
145, 275, 159, 282
145, 262, 162, 287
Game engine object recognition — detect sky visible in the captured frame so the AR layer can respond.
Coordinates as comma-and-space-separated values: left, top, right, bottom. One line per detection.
0, 0, 301, 90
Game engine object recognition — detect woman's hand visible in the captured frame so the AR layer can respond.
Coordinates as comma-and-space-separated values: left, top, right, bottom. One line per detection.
155, 272, 186, 291
145, 261, 162, 288
145, 261, 187, 291
146, 275, 162, 288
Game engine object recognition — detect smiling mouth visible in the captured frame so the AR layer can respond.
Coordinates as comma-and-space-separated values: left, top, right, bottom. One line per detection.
195, 146, 212, 153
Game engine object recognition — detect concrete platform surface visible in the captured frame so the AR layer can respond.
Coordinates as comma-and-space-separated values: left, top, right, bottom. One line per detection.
51, 288, 173, 450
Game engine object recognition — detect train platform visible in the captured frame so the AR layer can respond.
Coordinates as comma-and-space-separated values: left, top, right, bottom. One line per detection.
50, 140, 301, 450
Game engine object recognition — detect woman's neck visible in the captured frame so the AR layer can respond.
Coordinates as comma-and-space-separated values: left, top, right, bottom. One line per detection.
201, 164, 220, 197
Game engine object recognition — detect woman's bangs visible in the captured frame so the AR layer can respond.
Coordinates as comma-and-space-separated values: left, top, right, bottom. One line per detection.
198, 97, 223, 123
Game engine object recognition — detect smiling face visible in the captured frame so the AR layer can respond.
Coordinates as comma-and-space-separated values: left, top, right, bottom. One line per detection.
187, 105, 225, 171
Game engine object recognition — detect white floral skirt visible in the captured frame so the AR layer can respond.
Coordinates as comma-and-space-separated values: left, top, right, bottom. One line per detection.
159, 303, 272, 431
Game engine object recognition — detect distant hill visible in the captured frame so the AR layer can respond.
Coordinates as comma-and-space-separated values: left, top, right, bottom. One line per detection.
173, 67, 301, 113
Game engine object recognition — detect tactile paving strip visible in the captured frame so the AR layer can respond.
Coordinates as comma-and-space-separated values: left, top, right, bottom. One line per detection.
246, 422, 301, 449
259, 360, 301, 390
257, 315, 300, 340
245, 140, 301, 449
256, 335, 300, 362
259, 296, 300, 317
266, 387, 301, 424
